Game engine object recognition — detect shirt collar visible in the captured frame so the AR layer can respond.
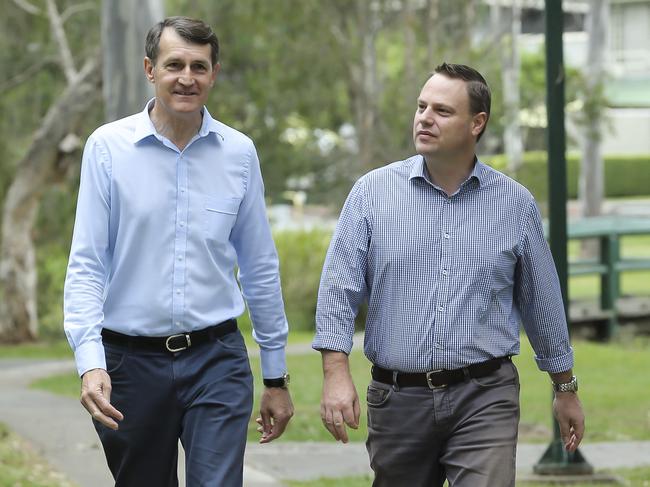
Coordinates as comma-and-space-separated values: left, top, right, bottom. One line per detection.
132, 98, 225, 143
409, 155, 488, 188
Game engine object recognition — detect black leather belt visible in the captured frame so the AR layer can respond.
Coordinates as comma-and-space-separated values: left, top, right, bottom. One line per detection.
371, 356, 511, 389
101, 319, 237, 353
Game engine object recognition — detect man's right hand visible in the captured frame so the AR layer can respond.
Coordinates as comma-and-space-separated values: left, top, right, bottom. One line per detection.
80, 368, 124, 430
320, 351, 360, 443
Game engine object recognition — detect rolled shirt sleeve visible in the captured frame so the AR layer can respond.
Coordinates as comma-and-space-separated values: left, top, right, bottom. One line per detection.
313, 178, 370, 354
515, 200, 574, 373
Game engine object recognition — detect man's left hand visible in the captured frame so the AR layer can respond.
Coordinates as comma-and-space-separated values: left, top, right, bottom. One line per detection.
256, 387, 294, 444
553, 392, 585, 452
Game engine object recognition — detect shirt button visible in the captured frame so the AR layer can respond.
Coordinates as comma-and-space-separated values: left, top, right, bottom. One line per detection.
175, 321, 181, 326
176, 289, 182, 295
438, 306, 445, 312
180, 221, 185, 227
443, 233, 450, 239
442, 269, 448, 276
177, 255, 183, 261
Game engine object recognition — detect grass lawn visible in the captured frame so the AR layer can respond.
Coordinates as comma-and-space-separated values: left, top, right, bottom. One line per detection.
31, 335, 650, 444
0, 422, 76, 487
286, 466, 650, 486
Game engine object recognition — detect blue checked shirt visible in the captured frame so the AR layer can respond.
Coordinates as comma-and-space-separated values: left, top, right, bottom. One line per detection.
64, 101, 288, 378
313, 155, 573, 374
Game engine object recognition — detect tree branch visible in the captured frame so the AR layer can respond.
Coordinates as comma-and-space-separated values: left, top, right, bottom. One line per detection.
11, 0, 41, 15
46, 0, 77, 82
61, 2, 97, 24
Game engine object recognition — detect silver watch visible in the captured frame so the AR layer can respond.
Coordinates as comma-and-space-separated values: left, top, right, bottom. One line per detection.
552, 375, 578, 393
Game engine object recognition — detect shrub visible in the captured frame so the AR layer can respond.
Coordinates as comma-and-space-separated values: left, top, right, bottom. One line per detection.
483, 152, 650, 202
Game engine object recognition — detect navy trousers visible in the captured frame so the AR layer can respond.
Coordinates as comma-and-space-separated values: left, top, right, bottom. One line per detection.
94, 328, 254, 487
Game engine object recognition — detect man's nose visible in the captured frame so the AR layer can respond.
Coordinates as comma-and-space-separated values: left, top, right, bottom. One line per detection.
178, 68, 194, 85
419, 108, 434, 124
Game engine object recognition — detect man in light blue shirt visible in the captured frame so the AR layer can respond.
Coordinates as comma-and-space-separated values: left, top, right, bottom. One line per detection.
314, 63, 585, 486
64, 16, 292, 486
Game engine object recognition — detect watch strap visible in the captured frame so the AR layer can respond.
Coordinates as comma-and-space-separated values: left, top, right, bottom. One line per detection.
263, 373, 289, 388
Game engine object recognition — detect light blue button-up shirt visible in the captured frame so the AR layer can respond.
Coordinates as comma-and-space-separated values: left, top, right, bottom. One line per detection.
314, 155, 573, 374
64, 101, 288, 377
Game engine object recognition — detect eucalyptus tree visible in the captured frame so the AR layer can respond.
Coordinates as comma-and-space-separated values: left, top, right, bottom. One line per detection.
579, 0, 608, 219
0, 0, 100, 342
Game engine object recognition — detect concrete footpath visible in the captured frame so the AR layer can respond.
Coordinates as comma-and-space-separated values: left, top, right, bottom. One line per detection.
2, 358, 650, 486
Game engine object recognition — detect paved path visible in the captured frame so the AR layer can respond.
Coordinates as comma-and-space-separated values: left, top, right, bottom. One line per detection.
2, 357, 650, 486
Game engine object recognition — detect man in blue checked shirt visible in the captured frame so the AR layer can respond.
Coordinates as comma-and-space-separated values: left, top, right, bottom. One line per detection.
64, 16, 292, 487
313, 63, 585, 487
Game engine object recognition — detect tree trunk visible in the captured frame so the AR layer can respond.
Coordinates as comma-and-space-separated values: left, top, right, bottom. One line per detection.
101, 0, 164, 121
502, 1, 524, 173
0, 61, 101, 343
579, 0, 608, 258
354, 1, 381, 171
426, 0, 440, 69
579, 0, 608, 218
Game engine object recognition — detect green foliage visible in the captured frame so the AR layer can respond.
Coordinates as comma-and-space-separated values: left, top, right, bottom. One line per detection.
484, 152, 650, 203
274, 229, 332, 331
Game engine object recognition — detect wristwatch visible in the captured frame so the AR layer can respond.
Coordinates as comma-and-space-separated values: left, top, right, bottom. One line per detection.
263, 372, 290, 388
552, 375, 578, 393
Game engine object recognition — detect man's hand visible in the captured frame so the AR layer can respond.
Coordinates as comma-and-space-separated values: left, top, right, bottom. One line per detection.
256, 387, 294, 443
553, 392, 585, 452
80, 368, 123, 430
320, 351, 360, 443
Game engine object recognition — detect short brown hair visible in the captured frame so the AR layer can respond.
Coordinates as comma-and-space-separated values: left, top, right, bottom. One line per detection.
145, 16, 219, 66
434, 62, 491, 141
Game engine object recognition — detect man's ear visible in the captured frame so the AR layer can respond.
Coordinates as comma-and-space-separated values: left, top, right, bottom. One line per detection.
210, 62, 221, 87
471, 112, 488, 138
144, 57, 155, 83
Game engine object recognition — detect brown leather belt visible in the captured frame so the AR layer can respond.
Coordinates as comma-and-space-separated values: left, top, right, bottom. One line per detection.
371, 356, 511, 389
101, 319, 237, 353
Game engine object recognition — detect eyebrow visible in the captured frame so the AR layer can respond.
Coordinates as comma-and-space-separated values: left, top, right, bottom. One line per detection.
163, 57, 210, 67
417, 99, 454, 111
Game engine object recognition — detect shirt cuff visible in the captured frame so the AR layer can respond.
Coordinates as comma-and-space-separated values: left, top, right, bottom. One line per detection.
74, 339, 106, 377
259, 347, 287, 379
534, 347, 574, 374
311, 332, 354, 355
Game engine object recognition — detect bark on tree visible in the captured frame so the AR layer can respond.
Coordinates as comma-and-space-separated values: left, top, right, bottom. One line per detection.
101, 0, 163, 121
329, 0, 383, 172
493, 1, 523, 173
0, 61, 101, 342
579, 0, 608, 219
426, 0, 440, 69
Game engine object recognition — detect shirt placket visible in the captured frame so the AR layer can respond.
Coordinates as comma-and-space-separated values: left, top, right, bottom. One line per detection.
433, 194, 453, 359
172, 153, 189, 330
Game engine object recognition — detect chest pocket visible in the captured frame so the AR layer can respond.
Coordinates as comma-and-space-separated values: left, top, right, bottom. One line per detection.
204, 196, 241, 242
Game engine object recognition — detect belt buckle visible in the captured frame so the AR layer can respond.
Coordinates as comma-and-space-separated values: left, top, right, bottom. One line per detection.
165, 333, 191, 352
426, 369, 447, 389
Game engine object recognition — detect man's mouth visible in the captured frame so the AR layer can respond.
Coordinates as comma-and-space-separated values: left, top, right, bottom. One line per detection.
174, 90, 196, 96
417, 130, 436, 138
